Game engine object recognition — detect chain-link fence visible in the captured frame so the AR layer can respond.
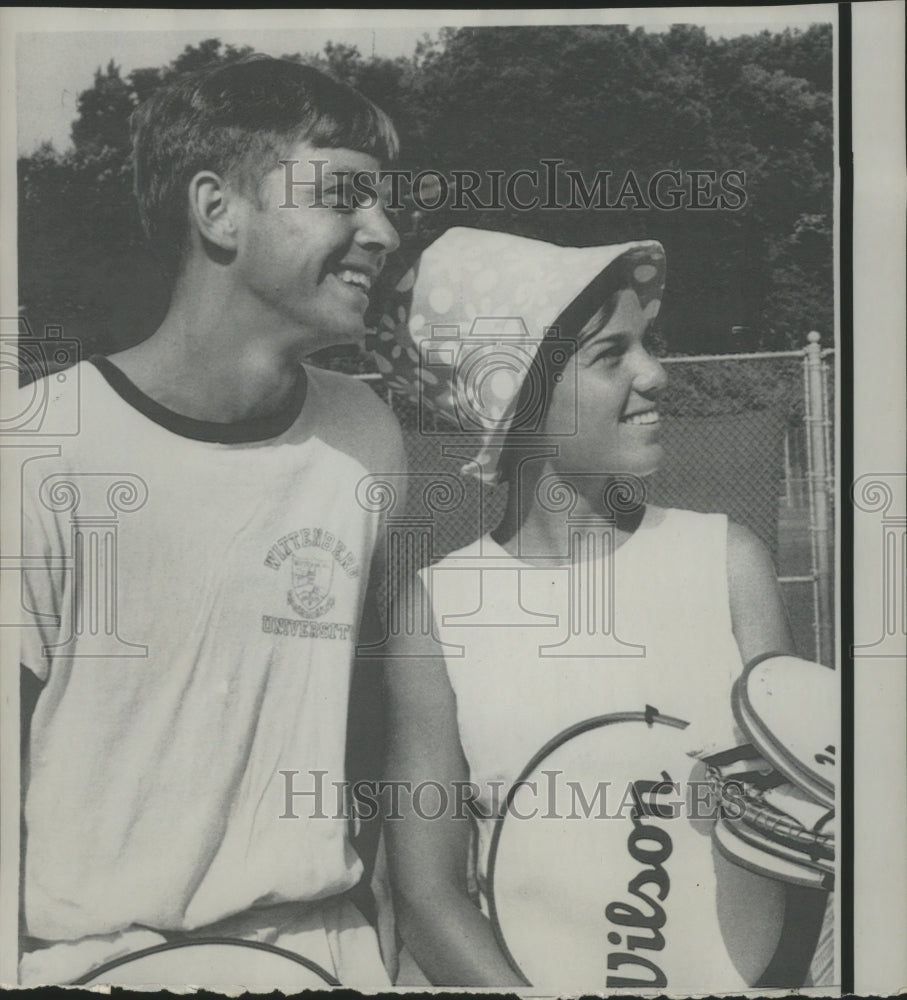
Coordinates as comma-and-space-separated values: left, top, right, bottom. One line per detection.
358, 335, 836, 665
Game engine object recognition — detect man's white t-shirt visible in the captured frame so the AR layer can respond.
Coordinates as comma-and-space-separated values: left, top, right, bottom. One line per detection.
19, 359, 403, 980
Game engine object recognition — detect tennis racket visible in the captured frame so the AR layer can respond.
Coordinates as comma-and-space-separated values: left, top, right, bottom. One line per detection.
708, 653, 836, 890
486, 708, 788, 994
72, 937, 339, 990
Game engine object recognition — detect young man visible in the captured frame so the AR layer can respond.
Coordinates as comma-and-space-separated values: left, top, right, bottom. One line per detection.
17, 57, 404, 987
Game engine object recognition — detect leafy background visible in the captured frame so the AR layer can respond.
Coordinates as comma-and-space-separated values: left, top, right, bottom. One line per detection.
18, 26, 833, 380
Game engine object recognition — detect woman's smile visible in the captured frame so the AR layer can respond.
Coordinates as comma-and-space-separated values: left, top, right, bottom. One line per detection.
543, 287, 667, 477
620, 408, 661, 426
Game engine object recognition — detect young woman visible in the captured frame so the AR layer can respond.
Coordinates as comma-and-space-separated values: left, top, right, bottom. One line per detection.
373, 227, 822, 989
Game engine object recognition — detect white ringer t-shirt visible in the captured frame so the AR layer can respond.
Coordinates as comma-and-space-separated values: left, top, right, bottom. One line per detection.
19, 359, 403, 950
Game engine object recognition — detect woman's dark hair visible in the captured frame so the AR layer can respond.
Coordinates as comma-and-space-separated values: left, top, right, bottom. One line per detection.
130, 56, 399, 277
496, 262, 627, 485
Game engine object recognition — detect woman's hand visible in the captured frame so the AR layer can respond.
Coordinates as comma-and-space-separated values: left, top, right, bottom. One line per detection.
726, 519, 828, 988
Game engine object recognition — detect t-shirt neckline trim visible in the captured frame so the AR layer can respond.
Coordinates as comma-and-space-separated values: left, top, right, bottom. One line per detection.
88, 356, 308, 443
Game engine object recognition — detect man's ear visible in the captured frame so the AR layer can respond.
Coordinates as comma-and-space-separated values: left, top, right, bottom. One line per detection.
187, 171, 242, 254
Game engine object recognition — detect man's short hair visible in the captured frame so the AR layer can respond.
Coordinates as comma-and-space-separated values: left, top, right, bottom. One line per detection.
130, 56, 399, 276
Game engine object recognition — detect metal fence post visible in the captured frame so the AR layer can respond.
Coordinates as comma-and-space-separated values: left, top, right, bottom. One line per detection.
804, 331, 835, 665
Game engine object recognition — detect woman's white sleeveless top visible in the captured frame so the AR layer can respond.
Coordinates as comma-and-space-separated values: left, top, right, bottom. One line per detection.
420, 506, 746, 895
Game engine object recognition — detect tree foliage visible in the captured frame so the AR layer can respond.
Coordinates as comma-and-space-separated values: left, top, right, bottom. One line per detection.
18, 26, 833, 360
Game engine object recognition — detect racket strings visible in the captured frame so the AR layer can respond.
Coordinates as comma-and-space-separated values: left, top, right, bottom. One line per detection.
706, 765, 835, 867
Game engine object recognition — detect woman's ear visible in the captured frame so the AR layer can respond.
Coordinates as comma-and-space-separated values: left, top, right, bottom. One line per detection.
187, 170, 240, 254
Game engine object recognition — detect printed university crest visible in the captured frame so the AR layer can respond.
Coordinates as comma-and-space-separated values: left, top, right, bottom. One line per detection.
263, 527, 361, 623
288, 551, 335, 618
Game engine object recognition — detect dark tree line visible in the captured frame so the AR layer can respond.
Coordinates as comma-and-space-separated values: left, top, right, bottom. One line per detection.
18, 26, 833, 364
